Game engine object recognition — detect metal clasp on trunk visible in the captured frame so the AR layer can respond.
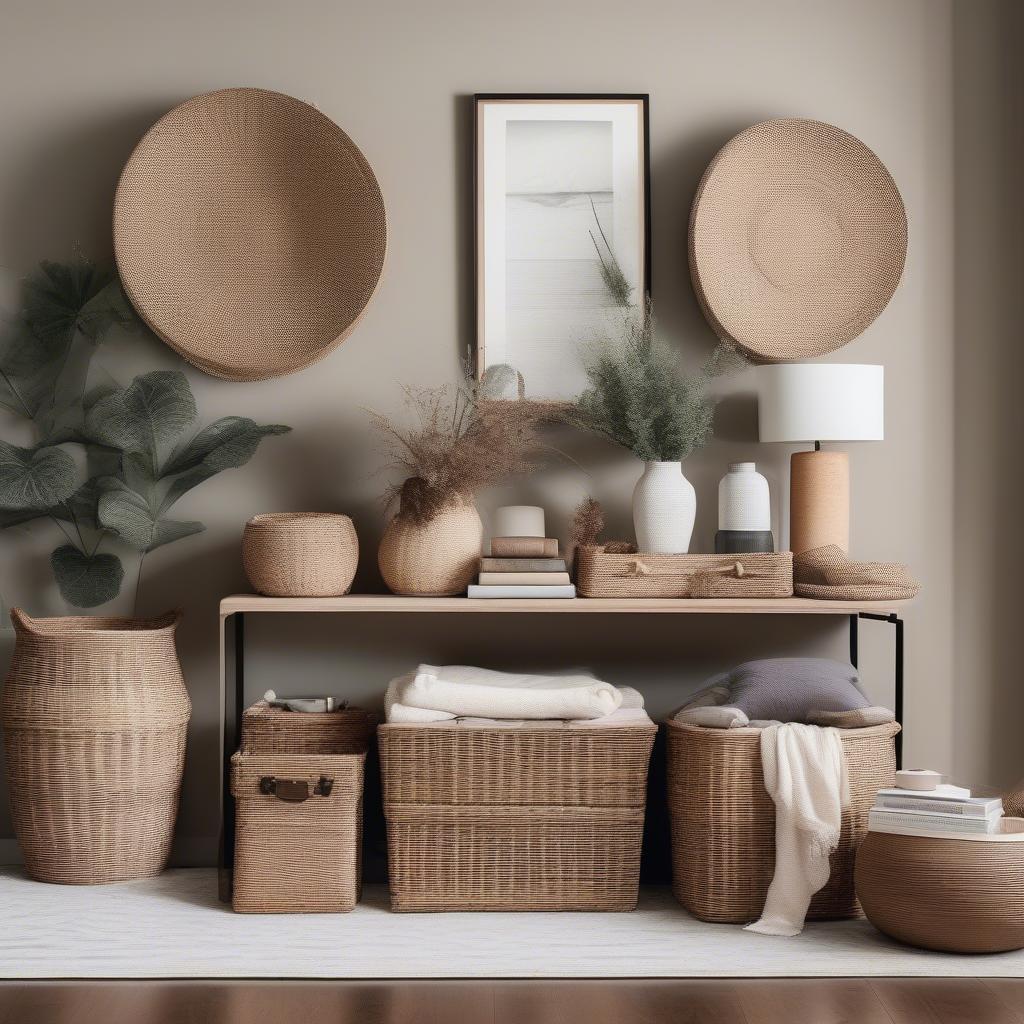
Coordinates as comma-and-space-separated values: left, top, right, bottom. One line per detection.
258, 776, 334, 802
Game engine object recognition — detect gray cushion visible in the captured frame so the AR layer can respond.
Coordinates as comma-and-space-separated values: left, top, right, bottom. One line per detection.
727, 658, 869, 721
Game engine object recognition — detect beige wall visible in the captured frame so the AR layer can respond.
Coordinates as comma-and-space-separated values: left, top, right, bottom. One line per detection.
0, 0, 972, 867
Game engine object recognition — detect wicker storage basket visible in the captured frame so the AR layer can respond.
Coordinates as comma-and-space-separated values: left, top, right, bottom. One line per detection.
855, 821, 1024, 953
378, 721, 656, 912
666, 719, 899, 923
243, 513, 358, 597
241, 701, 377, 754
576, 547, 793, 599
1, 609, 190, 884
231, 751, 365, 913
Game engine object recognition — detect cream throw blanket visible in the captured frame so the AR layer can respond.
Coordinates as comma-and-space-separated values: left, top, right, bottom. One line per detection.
385, 665, 635, 722
745, 722, 849, 937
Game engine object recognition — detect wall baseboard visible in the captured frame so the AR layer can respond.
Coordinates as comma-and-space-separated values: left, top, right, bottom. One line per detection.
0, 836, 218, 869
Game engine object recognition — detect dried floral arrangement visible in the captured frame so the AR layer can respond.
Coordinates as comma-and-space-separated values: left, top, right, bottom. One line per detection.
0, 259, 290, 609
567, 300, 743, 462
370, 365, 556, 525
569, 496, 635, 556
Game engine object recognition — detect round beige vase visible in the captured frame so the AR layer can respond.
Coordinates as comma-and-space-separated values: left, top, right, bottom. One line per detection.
378, 500, 483, 596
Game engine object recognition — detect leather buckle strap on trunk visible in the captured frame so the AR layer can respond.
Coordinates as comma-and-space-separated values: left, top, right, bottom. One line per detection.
258, 775, 335, 802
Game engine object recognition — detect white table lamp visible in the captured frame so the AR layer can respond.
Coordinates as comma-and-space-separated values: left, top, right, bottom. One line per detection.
758, 364, 884, 554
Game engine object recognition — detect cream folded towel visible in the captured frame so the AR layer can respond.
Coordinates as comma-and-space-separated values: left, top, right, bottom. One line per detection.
385, 666, 634, 722
745, 722, 849, 937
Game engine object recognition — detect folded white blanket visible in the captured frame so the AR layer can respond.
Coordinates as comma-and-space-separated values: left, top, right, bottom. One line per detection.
745, 722, 849, 937
403, 707, 654, 729
385, 666, 638, 722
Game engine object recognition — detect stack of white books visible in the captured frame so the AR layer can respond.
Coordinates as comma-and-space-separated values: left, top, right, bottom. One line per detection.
466, 537, 576, 599
868, 783, 1004, 837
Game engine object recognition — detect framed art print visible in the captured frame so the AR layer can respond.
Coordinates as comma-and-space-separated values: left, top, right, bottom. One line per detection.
475, 94, 650, 399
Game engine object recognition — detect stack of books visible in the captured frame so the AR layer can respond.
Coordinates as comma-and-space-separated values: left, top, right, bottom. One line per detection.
466, 536, 576, 599
868, 783, 1004, 837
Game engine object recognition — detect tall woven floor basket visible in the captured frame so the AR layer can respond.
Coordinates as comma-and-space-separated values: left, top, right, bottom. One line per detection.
1, 609, 190, 884
666, 719, 899, 923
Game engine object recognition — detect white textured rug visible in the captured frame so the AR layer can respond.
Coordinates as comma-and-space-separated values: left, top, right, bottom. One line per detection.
2, 869, 1022, 979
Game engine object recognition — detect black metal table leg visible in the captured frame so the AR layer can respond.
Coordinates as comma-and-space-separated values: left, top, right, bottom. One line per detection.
849, 613, 859, 667
854, 612, 904, 769
218, 611, 245, 903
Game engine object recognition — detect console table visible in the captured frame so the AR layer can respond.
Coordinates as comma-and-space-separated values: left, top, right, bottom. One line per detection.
218, 594, 908, 881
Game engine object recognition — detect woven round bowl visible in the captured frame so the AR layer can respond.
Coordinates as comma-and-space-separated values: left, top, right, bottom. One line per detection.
690, 119, 907, 362
114, 88, 387, 381
243, 513, 358, 597
855, 820, 1024, 953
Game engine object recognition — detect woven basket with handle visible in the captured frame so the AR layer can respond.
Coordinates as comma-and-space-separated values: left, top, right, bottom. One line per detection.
1, 609, 190, 884
576, 546, 793, 599
666, 718, 899, 923
378, 721, 656, 912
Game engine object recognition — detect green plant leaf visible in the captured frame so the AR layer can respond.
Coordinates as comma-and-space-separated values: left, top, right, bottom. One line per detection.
85, 370, 197, 460
0, 442, 76, 509
159, 417, 290, 511
96, 477, 203, 552
50, 544, 124, 607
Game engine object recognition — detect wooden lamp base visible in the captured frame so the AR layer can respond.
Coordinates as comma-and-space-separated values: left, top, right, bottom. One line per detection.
789, 450, 849, 555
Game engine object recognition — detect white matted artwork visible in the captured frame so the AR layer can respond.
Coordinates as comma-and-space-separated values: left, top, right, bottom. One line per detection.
475, 95, 650, 399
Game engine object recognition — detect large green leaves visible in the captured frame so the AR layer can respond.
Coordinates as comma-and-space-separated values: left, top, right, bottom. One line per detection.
85, 370, 196, 459
0, 442, 76, 509
50, 545, 125, 608
160, 417, 290, 511
96, 477, 203, 552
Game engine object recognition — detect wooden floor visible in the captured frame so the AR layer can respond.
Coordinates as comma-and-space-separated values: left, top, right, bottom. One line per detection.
2, 979, 1024, 1023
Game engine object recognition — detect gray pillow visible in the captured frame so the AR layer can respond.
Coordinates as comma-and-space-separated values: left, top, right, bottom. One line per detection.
675, 658, 894, 729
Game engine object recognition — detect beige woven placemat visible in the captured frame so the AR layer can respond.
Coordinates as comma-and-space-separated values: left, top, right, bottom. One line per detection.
114, 88, 387, 381
689, 119, 906, 362
794, 544, 919, 601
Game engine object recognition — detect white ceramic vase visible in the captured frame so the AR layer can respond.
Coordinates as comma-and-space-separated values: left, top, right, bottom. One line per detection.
632, 461, 696, 554
717, 462, 771, 531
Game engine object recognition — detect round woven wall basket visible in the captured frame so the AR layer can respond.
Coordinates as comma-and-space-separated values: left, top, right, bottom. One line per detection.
855, 821, 1024, 953
689, 119, 907, 362
243, 513, 358, 597
1, 610, 190, 884
114, 87, 387, 381
378, 501, 483, 597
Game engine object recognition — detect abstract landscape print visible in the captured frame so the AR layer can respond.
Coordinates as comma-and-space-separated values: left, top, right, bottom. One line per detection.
476, 96, 649, 399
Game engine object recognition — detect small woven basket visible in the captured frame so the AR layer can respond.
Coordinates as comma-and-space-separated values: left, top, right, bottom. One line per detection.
231, 751, 365, 913
243, 513, 358, 597
378, 721, 656, 912
576, 546, 793, 599
666, 719, 899, 923
855, 821, 1024, 953
241, 701, 377, 755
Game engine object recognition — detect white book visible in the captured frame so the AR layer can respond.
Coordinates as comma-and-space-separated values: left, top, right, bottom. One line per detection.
875, 794, 1002, 817
877, 783, 971, 802
477, 572, 572, 586
467, 584, 576, 599
869, 808, 1000, 834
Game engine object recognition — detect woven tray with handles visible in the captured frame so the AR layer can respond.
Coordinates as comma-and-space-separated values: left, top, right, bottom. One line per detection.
575, 546, 793, 599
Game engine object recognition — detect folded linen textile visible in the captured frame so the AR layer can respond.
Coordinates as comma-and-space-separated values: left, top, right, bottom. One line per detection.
745, 722, 850, 937
446, 707, 653, 729
385, 666, 634, 721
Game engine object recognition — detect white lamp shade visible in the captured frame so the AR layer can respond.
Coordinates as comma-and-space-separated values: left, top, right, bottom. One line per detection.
757, 364, 884, 443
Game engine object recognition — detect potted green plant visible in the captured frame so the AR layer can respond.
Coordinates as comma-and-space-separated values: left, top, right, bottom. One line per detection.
567, 302, 740, 554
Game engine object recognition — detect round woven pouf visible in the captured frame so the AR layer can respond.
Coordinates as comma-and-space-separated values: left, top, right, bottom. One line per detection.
243, 513, 358, 597
855, 822, 1024, 953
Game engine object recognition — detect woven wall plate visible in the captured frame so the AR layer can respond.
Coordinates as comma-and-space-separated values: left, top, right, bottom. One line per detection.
689, 119, 906, 362
114, 88, 387, 381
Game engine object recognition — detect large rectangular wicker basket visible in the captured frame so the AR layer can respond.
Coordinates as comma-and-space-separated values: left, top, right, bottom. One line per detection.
378, 721, 657, 912
231, 751, 366, 913
666, 719, 899, 923
576, 547, 793, 599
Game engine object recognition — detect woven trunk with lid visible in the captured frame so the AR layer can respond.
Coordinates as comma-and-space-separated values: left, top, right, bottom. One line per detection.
241, 701, 377, 755
378, 721, 656, 912
666, 719, 899, 923
1, 609, 190, 884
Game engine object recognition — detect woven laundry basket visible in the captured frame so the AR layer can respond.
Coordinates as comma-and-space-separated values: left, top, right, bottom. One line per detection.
241, 700, 377, 755
1, 609, 190, 884
855, 820, 1024, 953
576, 546, 793, 599
243, 513, 359, 597
378, 721, 657, 912
231, 751, 365, 913
666, 719, 899, 923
